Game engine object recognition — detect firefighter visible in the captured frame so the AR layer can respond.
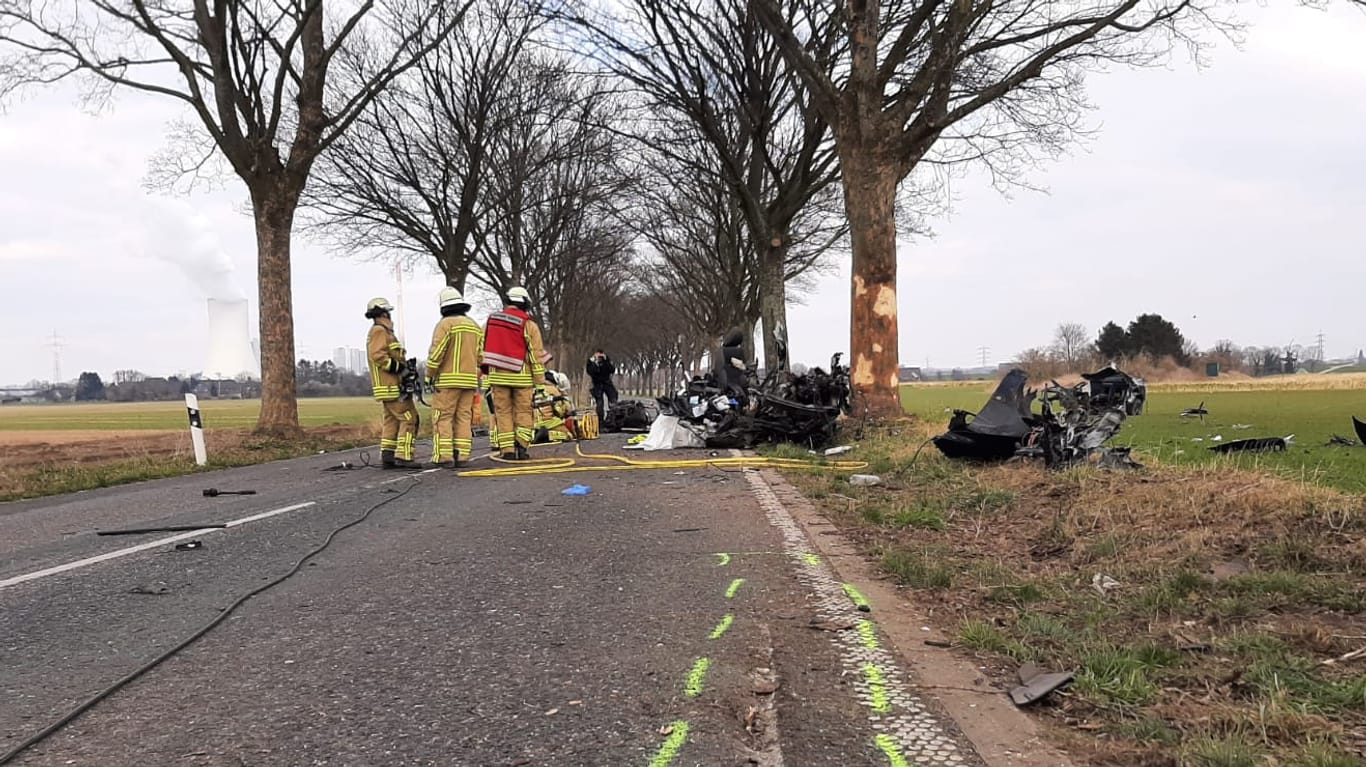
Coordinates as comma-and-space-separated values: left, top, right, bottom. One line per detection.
365, 297, 419, 469
532, 370, 575, 443
481, 286, 550, 460
425, 287, 483, 468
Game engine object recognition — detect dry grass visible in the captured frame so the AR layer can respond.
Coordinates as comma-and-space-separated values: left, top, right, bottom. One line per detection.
783, 421, 1366, 766
0, 424, 375, 502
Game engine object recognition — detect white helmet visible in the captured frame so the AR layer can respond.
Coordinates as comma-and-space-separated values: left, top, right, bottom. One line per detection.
366, 297, 394, 313
438, 287, 468, 309
507, 286, 531, 304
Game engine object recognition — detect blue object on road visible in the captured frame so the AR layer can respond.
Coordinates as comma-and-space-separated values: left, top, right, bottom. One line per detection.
561, 484, 592, 496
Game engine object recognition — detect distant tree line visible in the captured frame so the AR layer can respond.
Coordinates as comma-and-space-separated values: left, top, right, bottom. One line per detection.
1013, 314, 1345, 381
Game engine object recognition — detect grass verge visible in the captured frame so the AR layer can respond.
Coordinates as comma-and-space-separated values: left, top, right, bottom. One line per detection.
783, 421, 1366, 766
0, 426, 373, 502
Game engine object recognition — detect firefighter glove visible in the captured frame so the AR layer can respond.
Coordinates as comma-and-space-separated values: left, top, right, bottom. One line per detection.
386, 359, 403, 374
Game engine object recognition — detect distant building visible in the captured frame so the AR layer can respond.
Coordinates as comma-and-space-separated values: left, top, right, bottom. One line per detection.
349, 348, 367, 375
898, 366, 922, 383
333, 347, 349, 372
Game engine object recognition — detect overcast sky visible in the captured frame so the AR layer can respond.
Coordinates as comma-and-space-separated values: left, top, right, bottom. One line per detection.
2, 3, 1363, 386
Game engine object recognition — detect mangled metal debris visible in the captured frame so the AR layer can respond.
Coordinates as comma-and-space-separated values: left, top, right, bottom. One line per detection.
933, 366, 1143, 469
1210, 435, 1294, 454
931, 369, 1035, 461
1180, 401, 1209, 422
653, 353, 852, 450
1009, 663, 1075, 706
1356, 416, 1366, 445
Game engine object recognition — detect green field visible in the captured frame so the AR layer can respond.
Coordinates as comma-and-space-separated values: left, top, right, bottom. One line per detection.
902, 384, 1366, 494
0, 398, 378, 431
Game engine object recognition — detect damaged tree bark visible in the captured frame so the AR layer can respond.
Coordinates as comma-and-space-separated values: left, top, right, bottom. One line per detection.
841, 146, 902, 417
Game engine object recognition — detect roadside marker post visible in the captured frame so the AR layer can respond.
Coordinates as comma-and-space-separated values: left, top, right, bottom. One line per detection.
185, 393, 208, 466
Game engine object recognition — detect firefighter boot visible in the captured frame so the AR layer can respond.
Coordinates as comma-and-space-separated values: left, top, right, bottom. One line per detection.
515, 444, 530, 461
381, 450, 398, 469
391, 457, 421, 470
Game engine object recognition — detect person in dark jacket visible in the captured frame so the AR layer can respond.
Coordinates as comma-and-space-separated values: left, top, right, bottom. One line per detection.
585, 349, 619, 421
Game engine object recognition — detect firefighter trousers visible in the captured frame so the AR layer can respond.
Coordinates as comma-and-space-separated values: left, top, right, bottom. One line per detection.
431, 388, 477, 463
381, 399, 419, 461
490, 385, 534, 452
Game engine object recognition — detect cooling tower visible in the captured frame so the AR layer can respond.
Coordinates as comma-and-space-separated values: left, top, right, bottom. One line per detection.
206, 299, 259, 379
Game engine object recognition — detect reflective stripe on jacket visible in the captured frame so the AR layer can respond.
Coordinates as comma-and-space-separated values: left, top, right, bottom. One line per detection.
426, 315, 483, 389
368, 318, 403, 401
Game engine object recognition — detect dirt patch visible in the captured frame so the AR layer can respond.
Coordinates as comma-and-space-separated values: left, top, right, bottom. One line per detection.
781, 424, 1366, 766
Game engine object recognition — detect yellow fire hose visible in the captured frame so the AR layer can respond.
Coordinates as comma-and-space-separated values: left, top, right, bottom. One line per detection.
458, 441, 868, 478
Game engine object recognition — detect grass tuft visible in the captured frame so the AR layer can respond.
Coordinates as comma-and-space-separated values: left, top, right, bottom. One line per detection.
881, 548, 953, 589
1185, 735, 1265, 767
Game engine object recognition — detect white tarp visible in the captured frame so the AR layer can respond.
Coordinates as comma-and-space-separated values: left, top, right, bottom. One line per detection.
629, 415, 707, 451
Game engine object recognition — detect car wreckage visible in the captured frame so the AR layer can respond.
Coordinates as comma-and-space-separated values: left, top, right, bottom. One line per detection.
932, 367, 1145, 469
653, 348, 853, 450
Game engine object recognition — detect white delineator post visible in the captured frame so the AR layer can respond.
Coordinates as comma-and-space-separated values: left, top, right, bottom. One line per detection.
185, 393, 208, 466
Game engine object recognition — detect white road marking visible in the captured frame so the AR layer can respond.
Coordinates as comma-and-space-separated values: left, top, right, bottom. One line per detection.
0, 502, 316, 590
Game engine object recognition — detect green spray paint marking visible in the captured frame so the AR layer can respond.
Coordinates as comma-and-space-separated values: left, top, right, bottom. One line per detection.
842, 583, 872, 611
715, 553, 731, 566
856, 619, 880, 649
648, 720, 690, 767
685, 657, 711, 697
802, 552, 821, 566
873, 733, 910, 767
709, 614, 734, 640
725, 578, 745, 598
863, 663, 891, 713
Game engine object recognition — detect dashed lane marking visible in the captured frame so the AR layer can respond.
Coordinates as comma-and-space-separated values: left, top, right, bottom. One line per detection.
0, 502, 317, 590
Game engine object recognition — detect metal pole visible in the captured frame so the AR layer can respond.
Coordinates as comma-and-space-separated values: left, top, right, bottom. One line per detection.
185, 393, 208, 466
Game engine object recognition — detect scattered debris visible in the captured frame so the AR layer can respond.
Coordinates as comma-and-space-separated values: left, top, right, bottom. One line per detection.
202, 488, 257, 497
849, 474, 882, 487
322, 461, 356, 471
129, 583, 171, 595
600, 400, 657, 433
823, 445, 854, 456
1009, 662, 1075, 706
933, 366, 1142, 469
671, 527, 706, 533
1232, 423, 1253, 430
1091, 574, 1121, 596
655, 353, 851, 450
1210, 435, 1293, 454
98, 524, 227, 536
174, 540, 204, 551
924, 639, 954, 648
1326, 434, 1358, 447
561, 484, 592, 496
1180, 401, 1210, 422
1319, 645, 1366, 667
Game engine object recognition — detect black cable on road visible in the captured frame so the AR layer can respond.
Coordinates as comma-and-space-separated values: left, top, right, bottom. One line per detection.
0, 479, 422, 766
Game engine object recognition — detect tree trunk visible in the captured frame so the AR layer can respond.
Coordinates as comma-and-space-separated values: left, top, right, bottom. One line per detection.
758, 238, 789, 375
839, 145, 902, 418
251, 187, 303, 438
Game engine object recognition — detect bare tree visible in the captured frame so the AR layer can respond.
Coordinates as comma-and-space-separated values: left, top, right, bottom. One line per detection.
555, 0, 846, 374
752, 0, 1226, 416
1051, 322, 1089, 370
306, 0, 541, 291
0, 0, 473, 436
470, 58, 637, 369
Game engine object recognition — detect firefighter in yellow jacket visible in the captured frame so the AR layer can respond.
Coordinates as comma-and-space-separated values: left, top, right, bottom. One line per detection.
365, 297, 420, 469
481, 286, 550, 461
425, 287, 483, 468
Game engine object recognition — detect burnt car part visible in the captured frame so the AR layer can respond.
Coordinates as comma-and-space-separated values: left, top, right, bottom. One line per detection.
1356, 416, 1366, 445
657, 353, 851, 450
1210, 435, 1293, 454
931, 369, 1035, 460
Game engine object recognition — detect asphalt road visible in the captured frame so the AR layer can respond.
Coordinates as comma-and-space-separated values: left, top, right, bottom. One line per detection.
1, 438, 982, 766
